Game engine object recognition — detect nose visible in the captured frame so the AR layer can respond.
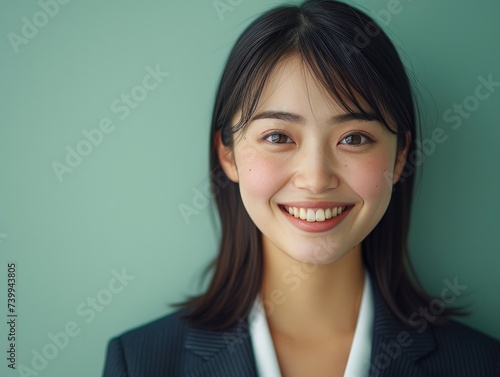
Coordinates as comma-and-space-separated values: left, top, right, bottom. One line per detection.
293, 140, 339, 193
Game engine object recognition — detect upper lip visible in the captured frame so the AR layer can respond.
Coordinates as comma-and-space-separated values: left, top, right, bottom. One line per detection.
279, 201, 353, 210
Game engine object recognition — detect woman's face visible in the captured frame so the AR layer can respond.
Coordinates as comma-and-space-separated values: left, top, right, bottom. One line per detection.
217, 56, 408, 265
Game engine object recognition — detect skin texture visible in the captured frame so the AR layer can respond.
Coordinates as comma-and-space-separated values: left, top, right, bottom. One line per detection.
216, 56, 409, 377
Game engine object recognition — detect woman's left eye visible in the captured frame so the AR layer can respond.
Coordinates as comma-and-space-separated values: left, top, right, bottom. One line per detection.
263, 133, 293, 144
339, 133, 373, 146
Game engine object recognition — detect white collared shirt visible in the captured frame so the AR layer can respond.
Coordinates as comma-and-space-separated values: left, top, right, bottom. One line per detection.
248, 271, 374, 377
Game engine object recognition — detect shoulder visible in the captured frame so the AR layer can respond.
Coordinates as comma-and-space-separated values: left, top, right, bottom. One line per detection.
431, 318, 500, 356
370, 277, 500, 376
424, 319, 500, 375
102, 308, 192, 377
116, 307, 190, 348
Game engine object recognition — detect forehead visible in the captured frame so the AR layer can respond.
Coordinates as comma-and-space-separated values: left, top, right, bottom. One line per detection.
254, 55, 376, 121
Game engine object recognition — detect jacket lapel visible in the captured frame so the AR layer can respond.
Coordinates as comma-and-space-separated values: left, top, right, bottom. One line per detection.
183, 322, 258, 377
181, 275, 438, 377
369, 279, 436, 377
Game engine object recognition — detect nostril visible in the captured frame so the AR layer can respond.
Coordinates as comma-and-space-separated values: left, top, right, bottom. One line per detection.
293, 170, 339, 192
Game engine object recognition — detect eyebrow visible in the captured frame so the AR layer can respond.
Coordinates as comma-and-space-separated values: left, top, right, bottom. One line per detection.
250, 110, 380, 125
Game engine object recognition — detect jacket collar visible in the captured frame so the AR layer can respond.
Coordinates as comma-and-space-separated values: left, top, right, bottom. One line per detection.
182, 275, 437, 377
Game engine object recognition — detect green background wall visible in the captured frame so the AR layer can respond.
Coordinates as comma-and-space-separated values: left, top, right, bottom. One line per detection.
1, 0, 499, 376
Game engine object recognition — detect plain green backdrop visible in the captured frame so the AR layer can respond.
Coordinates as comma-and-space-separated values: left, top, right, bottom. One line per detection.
1, 0, 499, 376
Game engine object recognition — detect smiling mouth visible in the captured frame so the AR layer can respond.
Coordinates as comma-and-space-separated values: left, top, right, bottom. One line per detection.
279, 205, 351, 222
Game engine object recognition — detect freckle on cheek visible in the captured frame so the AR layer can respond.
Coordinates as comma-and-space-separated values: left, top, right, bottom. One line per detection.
240, 158, 284, 197
352, 171, 392, 199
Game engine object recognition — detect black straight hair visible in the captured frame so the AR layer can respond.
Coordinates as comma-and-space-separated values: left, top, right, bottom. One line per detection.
176, 0, 464, 330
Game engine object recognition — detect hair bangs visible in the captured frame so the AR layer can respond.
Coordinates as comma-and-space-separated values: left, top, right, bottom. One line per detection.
221, 3, 412, 151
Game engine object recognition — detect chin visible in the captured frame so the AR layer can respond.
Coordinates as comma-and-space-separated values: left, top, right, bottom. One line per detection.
285, 244, 354, 265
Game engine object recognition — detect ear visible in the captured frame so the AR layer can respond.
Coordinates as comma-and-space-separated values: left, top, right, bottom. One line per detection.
392, 132, 411, 184
214, 131, 239, 183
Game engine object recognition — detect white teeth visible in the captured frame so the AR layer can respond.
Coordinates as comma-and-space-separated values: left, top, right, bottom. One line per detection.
285, 205, 347, 222
299, 208, 307, 220
325, 208, 332, 219
315, 209, 325, 222
306, 209, 315, 222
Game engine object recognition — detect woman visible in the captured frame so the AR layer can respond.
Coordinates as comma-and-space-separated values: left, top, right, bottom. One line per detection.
102, 1, 500, 376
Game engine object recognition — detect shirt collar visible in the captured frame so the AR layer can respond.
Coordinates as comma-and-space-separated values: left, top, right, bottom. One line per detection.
248, 269, 374, 377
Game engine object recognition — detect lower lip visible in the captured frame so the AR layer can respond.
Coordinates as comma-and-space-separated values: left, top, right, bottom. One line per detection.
279, 205, 352, 233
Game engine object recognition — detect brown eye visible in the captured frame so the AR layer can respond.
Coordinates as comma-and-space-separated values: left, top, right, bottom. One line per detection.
340, 133, 372, 146
264, 133, 292, 144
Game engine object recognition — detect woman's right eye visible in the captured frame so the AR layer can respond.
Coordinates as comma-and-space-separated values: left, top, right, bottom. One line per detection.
263, 132, 293, 144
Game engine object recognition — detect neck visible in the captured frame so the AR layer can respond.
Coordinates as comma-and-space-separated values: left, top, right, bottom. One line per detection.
260, 238, 365, 340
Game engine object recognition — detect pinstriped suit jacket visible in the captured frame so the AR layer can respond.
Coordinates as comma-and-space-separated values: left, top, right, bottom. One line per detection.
102, 280, 500, 377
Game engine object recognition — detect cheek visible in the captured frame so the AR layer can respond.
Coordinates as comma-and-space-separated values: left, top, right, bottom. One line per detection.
236, 150, 288, 201
345, 154, 394, 202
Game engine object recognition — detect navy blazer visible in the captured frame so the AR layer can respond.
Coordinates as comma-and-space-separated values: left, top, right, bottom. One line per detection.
102, 280, 500, 377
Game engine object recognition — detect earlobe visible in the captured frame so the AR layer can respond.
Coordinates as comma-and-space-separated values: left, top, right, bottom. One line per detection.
392, 132, 411, 184
214, 131, 239, 183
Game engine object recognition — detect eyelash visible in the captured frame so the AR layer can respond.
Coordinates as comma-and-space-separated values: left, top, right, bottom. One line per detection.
339, 131, 375, 146
261, 130, 293, 144
260, 130, 375, 146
